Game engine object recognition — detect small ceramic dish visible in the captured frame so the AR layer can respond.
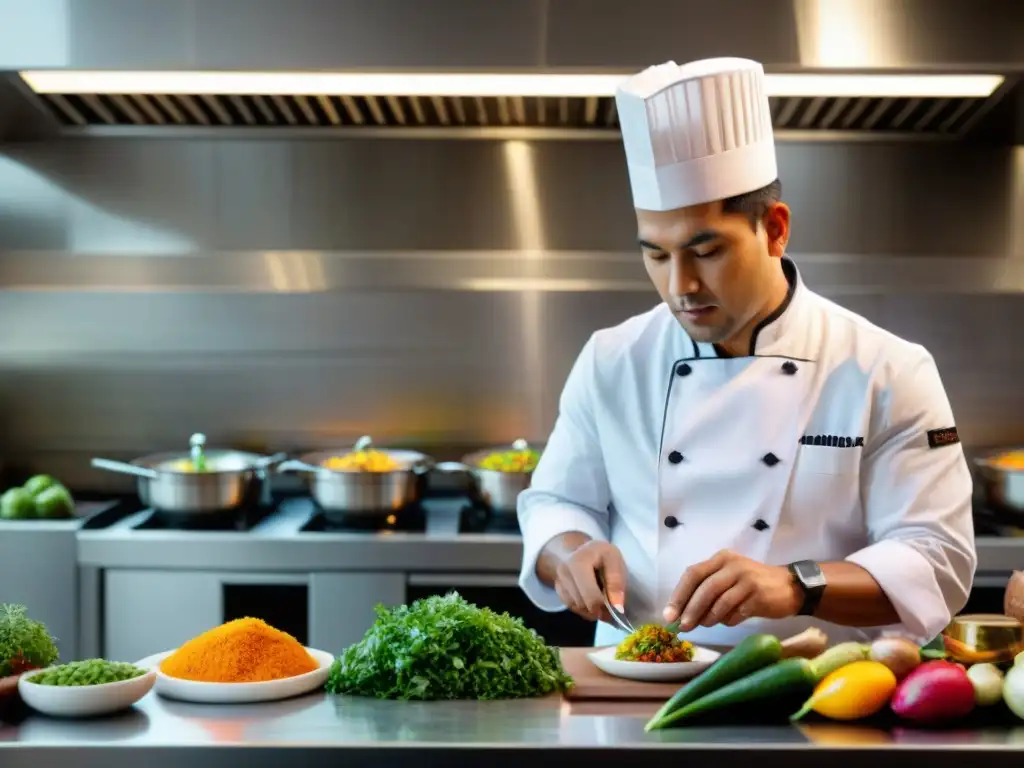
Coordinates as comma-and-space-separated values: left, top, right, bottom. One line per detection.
18, 667, 156, 718
587, 645, 721, 682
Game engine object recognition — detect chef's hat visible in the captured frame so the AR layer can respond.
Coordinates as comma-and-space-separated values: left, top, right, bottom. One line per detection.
615, 57, 777, 212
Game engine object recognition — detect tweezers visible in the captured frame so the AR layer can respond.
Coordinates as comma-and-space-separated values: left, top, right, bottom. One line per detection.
594, 569, 636, 635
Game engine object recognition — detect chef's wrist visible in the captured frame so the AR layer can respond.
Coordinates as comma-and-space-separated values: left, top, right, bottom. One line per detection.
782, 568, 805, 617
536, 532, 593, 586
545, 531, 593, 563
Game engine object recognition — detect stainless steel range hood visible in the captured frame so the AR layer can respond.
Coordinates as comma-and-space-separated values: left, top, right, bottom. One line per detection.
1, 0, 1022, 141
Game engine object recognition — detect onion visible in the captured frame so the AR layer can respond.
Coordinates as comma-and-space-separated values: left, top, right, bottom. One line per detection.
869, 636, 922, 680
1003, 663, 1024, 720
966, 663, 1004, 706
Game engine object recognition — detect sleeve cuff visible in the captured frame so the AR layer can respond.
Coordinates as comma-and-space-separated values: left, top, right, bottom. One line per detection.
845, 538, 951, 643
518, 503, 607, 613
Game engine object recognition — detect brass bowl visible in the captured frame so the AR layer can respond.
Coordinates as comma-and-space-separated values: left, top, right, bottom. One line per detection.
942, 613, 1024, 665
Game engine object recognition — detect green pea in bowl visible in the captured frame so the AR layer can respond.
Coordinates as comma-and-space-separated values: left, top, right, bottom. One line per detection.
18, 659, 156, 718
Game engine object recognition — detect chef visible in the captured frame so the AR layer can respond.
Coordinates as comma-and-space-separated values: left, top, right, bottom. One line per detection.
517, 57, 977, 650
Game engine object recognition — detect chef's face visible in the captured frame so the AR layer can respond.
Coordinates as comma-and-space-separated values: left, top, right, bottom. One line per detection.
636, 199, 790, 347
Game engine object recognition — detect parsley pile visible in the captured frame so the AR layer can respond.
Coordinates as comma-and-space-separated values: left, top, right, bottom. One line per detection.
0, 603, 59, 677
325, 592, 574, 700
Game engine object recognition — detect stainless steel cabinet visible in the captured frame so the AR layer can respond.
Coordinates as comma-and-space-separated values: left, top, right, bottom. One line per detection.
102, 569, 407, 662
309, 572, 405, 651
0, 523, 81, 662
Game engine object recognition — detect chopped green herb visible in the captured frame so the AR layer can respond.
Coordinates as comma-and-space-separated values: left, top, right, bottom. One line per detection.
325, 592, 573, 700
0, 604, 59, 677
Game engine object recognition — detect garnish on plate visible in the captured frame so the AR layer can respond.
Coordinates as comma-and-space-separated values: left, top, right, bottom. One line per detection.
615, 624, 695, 663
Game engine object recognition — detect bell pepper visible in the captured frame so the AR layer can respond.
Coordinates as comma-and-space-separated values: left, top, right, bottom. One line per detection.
790, 660, 897, 721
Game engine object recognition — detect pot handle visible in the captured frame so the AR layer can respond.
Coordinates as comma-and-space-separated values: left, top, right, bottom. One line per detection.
91, 458, 159, 480
435, 461, 473, 474
253, 452, 290, 470
275, 459, 323, 474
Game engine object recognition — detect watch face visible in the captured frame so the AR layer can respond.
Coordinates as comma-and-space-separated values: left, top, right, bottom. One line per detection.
794, 561, 826, 588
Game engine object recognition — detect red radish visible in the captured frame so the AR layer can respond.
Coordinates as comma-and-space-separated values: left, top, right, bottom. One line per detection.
890, 660, 976, 724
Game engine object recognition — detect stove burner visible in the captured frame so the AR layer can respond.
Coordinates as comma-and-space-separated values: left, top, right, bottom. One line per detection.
133, 506, 272, 532
301, 504, 427, 533
458, 504, 520, 534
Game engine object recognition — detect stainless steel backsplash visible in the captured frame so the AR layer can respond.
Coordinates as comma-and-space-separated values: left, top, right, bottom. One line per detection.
1, 137, 1022, 488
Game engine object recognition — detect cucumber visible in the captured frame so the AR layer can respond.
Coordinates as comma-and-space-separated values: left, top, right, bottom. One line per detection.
650, 641, 869, 728
644, 634, 783, 732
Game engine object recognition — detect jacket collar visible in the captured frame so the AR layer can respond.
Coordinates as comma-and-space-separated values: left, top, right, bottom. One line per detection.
692, 257, 809, 359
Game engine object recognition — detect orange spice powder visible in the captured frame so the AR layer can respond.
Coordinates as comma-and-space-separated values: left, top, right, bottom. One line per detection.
159, 617, 318, 683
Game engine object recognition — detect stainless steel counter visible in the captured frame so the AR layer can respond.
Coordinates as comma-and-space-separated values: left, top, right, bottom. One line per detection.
1, 691, 1023, 767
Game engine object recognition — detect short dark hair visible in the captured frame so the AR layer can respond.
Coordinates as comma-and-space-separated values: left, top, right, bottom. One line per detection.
722, 178, 782, 230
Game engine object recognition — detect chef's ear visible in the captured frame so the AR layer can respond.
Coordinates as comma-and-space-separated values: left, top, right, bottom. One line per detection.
763, 202, 790, 258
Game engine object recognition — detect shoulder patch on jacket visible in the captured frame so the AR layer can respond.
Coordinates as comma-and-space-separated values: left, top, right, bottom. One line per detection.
926, 427, 960, 449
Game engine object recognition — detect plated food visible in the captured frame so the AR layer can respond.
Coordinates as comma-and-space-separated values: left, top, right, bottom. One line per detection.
0, 604, 60, 680
26, 659, 146, 687
326, 592, 573, 700
159, 617, 319, 683
137, 617, 332, 704
0, 604, 61, 720
18, 661, 156, 718
615, 624, 695, 663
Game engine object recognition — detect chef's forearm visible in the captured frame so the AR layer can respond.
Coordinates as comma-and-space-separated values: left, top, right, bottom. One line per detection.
812, 561, 901, 626
535, 532, 592, 587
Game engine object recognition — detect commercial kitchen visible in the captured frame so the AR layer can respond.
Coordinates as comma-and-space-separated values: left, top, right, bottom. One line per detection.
2, 1, 1024, 765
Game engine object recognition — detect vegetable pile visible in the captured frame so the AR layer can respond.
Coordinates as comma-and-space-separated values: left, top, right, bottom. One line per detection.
615, 624, 694, 663
325, 592, 573, 700
27, 660, 146, 687
646, 629, 1024, 731
0, 474, 74, 520
0, 604, 60, 678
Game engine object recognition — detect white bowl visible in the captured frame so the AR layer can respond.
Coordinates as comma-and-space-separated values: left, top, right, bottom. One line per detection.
587, 644, 721, 682
18, 666, 156, 718
135, 647, 333, 704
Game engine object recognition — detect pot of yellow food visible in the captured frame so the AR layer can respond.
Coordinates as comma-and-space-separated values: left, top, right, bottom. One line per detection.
974, 447, 1024, 512
91, 433, 286, 515
435, 438, 543, 514
275, 435, 434, 514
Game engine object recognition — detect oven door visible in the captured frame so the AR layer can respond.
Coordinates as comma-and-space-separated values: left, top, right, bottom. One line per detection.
406, 573, 597, 647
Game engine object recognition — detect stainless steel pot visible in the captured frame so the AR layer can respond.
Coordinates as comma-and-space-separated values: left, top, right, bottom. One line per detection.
276, 436, 433, 515
974, 447, 1024, 512
91, 434, 286, 515
436, 438, 543, 514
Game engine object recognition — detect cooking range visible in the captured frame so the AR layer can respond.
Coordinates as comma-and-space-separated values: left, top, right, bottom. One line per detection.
83, 489, 521, 535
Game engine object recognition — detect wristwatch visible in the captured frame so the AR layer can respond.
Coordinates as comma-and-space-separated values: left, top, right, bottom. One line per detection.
788, 560, 827, 616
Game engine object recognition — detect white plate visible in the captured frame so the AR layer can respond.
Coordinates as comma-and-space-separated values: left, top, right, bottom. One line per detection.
587, 644, 721, 682
134, 647, 334, 704
18, 667, 156, 718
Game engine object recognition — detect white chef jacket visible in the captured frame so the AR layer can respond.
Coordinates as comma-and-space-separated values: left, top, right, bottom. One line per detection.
518, 258, 976, 649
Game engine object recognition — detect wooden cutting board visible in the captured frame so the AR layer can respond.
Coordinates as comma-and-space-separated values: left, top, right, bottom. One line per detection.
559, 646, 701, 701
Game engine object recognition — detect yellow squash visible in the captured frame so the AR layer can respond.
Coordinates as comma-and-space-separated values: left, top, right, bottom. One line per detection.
790, 660, 897, 721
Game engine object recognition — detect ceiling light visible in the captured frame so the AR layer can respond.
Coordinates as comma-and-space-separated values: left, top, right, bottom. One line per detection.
18, 71, 1004, 100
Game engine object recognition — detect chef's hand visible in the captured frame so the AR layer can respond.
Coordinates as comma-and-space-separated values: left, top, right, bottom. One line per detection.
554, 540, 628, 624
662, 549, 801, 631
